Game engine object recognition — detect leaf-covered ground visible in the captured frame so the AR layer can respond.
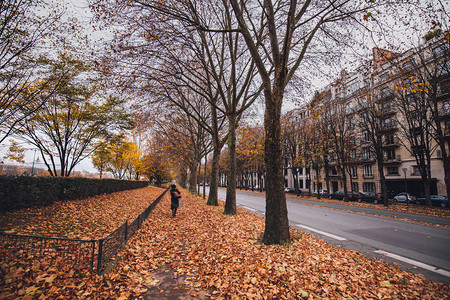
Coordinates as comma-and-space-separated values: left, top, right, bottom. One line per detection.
1, 186, 449, 299
0, 186, 165, 239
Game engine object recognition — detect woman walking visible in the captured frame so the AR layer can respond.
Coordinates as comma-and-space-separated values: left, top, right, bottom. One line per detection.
169, 184, 181, 217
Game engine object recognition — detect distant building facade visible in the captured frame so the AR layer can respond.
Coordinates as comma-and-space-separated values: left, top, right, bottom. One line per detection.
283, 32, 449, 198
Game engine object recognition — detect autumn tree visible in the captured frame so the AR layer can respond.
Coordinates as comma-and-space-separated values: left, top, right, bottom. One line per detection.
3, 139, 26, 163
16, 54, 133, 176
92, 0, 263, 214
0, 0, 83, 143
141, 141, 174, 186
236, 124, 265, 191
226, 0, 401, 244
92, 141, 111, 179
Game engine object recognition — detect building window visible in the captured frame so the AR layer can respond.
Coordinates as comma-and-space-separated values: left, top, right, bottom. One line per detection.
387, 167, 399, 175
352, 182, 359, 192
412, 166, 420, 176
348, 117, 355, 129
362, 147, 371, 160
440, 79, 450, 95
443, 100, 450, 114
433, 43, 449, 56
360, 113, 368, 125
383, 102, 391, 114
351, 166, 358, 178
381, 87, 391, 98
284, 168, 288, 176
384, 118, 395, 130
439, 60, 450, 75
346, 103, 354, 114
350, 149, 357, 159
345, 79, 359, 95
385, 133, 395, 145
364, 165, 373, 177
331, 167, 338, 175
363, 182, 375, 193
362, 130, 370, 143
300, 180, 304, 188
411, 127, 422, 137
386, 149, 396, 160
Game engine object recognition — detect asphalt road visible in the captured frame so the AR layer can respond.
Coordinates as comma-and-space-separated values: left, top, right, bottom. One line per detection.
206, 187, 450, 285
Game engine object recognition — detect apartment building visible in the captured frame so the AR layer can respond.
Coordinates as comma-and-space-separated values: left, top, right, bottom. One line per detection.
284, 32, 449, 198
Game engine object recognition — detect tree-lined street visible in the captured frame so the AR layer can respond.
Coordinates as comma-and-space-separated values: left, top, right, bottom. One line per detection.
210, 187, 450, 285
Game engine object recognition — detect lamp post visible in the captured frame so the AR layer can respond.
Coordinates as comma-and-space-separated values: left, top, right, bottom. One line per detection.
31, 149, 37, 176
402, 167, 408, 205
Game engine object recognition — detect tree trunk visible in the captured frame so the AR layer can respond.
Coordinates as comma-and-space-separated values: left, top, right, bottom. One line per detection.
262, 90, 290, 245
375, 154, 389, 206
439, 144, 450, 199
292, 168, 298, 195
341, 166, 349, 202
189, 163, 197, 193
203, 154, 207, 199
207, 145, 221, 205
224, 114, 237, 215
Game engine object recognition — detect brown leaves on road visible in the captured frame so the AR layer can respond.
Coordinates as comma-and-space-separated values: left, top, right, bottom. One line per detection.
1, 186, 449, 299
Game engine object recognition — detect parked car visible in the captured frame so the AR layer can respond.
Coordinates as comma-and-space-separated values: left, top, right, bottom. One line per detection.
415, 195, 448, 208
284, 187, 295, 193
313, 190, 328, 196
357, 192, 382, 204
328, 191, 359, 200
393, 192, 417, 203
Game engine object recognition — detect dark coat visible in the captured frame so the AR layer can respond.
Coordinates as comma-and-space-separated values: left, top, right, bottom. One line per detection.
170, 188, 181, 209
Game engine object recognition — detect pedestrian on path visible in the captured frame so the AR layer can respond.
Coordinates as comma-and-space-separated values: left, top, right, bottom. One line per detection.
170, 183, 181, 217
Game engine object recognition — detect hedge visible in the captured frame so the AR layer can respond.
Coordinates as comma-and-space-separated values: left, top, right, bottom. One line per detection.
0, 176, 149, 212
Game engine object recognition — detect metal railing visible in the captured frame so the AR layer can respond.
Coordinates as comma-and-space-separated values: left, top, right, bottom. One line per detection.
0, 187, 168, 274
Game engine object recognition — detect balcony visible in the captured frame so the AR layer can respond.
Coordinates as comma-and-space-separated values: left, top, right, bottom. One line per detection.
360, 156, 375, 163
382, 136, 400, 148
381, 123, 398, 132
384, 155, 401, 164
363, 173, 374, 179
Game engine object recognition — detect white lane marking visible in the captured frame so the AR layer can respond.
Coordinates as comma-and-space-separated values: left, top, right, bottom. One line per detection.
374, 250, 450, 278
238, 205, 257, 212
296, 224, 347, 241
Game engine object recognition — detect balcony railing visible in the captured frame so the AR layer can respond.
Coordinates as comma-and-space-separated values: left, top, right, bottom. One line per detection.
383, 136, 400, 147
385, 155, 401, 163
382, 123, 398, 131
363, 173, 374, 178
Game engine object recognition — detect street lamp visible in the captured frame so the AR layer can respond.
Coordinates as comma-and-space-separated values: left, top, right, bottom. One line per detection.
31, 149, 37, 176
402, 167, 408, 205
